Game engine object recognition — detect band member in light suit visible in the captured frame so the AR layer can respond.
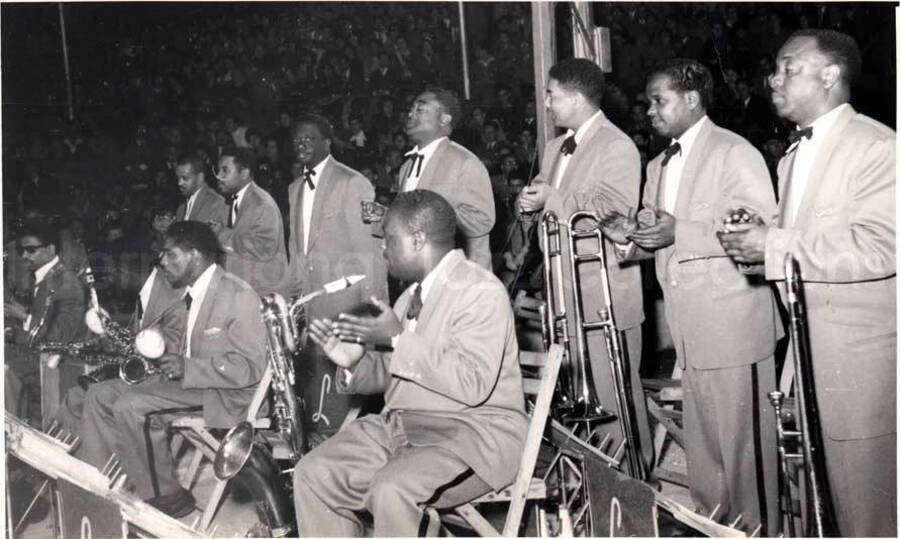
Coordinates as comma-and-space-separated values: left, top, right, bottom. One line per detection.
719, 29, 896, 536
516, 58, 651, 468
603, 59, 779, 534
77, 222, 267, 518
397, 88, 495, 269
174, 154, 226, 223
209, 147, 288, 296
295, 190, 527, 536
284, 113, 387, 438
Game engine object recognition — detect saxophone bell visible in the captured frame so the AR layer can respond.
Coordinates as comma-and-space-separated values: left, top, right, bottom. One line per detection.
119, 327, 166, 385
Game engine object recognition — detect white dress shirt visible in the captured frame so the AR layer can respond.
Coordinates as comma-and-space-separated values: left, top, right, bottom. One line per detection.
184, 189, 200, 220
662, 115, 708, 214
302, 155, 331, 254
402, 136, 447, 192
230, 182, 251, 226
552, 109, 605, 189
184, 263, 217, 358
138, 267, 158, 327
24, 255, 60, 331
784, 103, 849, 226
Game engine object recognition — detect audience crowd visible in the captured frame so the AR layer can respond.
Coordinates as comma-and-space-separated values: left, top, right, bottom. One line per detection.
3, 2, 894, 311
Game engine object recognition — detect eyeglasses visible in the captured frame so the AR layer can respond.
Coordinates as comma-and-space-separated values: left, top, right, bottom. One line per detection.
18, 244, 45, 255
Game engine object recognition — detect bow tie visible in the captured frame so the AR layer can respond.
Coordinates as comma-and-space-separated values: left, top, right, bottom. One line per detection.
406, 284, 423, 320
560, 135, 577, 156
787, 126, 813, 145
303, 167, 316, 190
405, 151, 425, 178
661, 142, 682, 167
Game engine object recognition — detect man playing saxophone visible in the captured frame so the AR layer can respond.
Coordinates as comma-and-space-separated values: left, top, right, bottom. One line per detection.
5, 220, 86, 422
75, 221, 268, 518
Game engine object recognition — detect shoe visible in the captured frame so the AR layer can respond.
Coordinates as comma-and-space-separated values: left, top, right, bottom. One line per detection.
146, 488, 195, 519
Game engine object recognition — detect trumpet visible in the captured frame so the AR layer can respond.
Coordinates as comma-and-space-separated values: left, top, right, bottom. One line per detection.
768, 254, 839, 537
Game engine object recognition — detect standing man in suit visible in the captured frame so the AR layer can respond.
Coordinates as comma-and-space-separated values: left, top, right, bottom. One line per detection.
174, 154, 226, 223
294, 190, 527, 536
285, 113, 387, 438
604, 59, 780, 534
209, 147, 288, 296
397, 87, 495, 269
516, 58, 651, 469
5, 221, 86, 419
718, 30, 896, 536
77, 221, 267, 517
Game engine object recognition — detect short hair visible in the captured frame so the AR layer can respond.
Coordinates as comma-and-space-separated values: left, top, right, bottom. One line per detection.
221, 147, 256, 177
387, 190, 457, 248
19, 220, 59, 251
176, 154, 205, 175
164, 221, 224, 264
789, 28, 862, 86
548, 58, 606, 108
294, 113, 334, 142
647, 58, 715, 109
425, 87, 462, 130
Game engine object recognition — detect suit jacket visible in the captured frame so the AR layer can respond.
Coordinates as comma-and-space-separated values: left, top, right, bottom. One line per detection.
175, 185, 227, 223
341, 250, 528, 490
182, 266, 268, 427
764, 105, 896, 440
642, 119, 780, 370
398, 139, 495, 269
532, 112, 644, 330
285, 157, 387, 318
17, 260, 86, 345
217, 181, 288, 296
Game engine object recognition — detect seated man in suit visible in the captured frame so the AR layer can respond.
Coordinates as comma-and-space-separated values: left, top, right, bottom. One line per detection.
294, 190, 527, 536
209, 147, 288, 296
5, 220, 86, 421
76, 221, 267, 517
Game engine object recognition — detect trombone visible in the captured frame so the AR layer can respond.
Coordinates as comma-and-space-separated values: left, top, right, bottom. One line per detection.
540, 210, 648, 481
768, 254, 839, 537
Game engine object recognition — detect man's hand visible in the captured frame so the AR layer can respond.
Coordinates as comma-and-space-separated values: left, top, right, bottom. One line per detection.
516, 184, 552, 214
159, 353, 185, 380
361, 200, 387, 224
4, 299, 27, 321
628, 211, 676, 250
331, 297, 401, 346
207, 220, 223, 234
717, 222, 768, 265
598, 210, 638, 245
308, 318, 366, 369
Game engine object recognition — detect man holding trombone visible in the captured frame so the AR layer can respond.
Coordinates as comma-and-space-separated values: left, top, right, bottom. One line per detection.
719, 29, 896, 536
602, 59, 780, 534
517, 58, 652, 471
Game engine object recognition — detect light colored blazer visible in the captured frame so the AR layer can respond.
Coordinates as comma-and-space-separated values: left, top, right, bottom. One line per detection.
399, 139, 495, 269
217, 181, 289, 296
341, 250, 528, 491
175, 185, 227, 223
532, 112, 644, 330
285, 157, 387, 318
182, 266, 268, 427
765, 105, 896, 440
643, 119, 780, 370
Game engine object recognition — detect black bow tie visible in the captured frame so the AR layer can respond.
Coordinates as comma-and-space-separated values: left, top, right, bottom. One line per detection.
303, 167, 316, 190
560, 135, 577, 156
661, 142, 682, 167
787, 126, 813, 145
405, 152, 425, 178
406, 284, 423, 320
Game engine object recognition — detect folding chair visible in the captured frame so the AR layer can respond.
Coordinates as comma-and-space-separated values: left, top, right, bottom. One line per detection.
435, 344, 564, 537
170, 364, 273, 531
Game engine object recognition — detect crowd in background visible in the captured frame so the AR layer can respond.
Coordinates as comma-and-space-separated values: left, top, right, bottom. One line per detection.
3, 2, 895, 313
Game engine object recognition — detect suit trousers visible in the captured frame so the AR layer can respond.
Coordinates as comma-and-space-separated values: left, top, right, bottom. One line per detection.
682, 356, 778, 535
78, 376, 203, 499
585, 325, 654, 470
293, 412, 491, 537
825, 431, 896, 536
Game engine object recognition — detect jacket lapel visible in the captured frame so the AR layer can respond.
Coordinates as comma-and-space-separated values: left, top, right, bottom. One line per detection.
288, 179, 303, 254
673, 120, 712, 217
189, 267, 222, 356
415, 139, 449, 190
235, 183, 258, 228
412, 251, 465, 330
307, 159, 336, 252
